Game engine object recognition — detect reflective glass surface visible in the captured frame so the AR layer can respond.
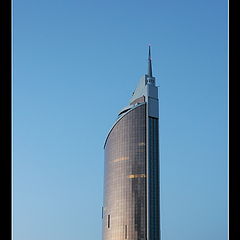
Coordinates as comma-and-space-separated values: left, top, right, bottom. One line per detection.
148, 117, 160, 240
103, 104, 147, 240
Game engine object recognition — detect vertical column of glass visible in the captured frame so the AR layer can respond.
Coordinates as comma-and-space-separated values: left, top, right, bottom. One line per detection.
103, 104, 147, 240
148, 117, 160, 240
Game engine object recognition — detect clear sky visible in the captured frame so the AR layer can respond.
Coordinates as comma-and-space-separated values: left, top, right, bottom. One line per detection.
13, 0, 228, 240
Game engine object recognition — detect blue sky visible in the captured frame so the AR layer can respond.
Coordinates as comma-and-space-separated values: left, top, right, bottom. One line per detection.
13, 0, 228, 239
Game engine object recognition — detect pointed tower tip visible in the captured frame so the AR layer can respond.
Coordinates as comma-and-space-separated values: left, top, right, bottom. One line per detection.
148, 45, 151, 60
147, 46, 153, 77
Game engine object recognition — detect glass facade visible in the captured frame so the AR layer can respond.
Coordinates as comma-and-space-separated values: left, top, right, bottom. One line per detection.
103, 103, 147, 240
148, 117, 160, 240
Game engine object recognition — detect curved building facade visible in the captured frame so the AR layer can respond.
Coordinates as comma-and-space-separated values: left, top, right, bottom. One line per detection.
102, 47, 160, 240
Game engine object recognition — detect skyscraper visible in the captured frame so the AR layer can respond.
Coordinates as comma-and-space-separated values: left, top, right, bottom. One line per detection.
102, 47, 160, 240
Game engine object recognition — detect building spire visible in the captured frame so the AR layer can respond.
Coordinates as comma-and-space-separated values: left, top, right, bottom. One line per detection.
148, 45, 153, 77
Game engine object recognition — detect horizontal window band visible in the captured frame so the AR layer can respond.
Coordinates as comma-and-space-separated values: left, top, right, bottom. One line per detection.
128, 174, 146, 178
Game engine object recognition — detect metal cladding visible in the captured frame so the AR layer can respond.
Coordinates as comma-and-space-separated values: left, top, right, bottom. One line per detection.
103, 47, 160, 240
